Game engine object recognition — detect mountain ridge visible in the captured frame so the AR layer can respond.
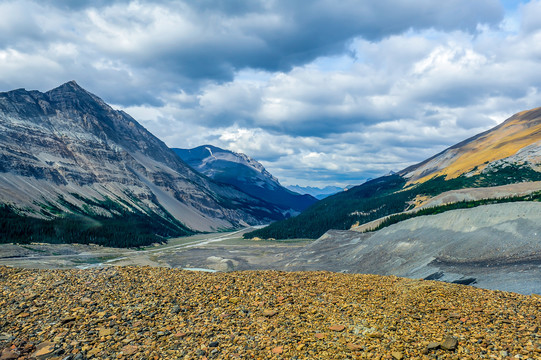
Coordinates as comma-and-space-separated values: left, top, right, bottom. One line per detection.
245, 106, 541, 240
0, 81, 287, 245
173, 145, 317, 215
401, 107, 541, 183
285, 184, 344, 199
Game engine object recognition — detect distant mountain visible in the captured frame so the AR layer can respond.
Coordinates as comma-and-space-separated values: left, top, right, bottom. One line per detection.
0, 81, 286, 246
285, 185, 344, 199
245, 107, 541, 240
174, 145, 317, 215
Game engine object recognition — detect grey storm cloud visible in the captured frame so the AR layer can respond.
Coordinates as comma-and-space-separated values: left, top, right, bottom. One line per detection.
3, 0, 541, 186
0, 0, 503, 100
91, 0, 503, 88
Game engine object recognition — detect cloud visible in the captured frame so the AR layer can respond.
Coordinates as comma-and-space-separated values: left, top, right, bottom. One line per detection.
130, 17, 541, 186
2, 0, 541, 187
0, 0, 504, 99
520, 0, 541, 34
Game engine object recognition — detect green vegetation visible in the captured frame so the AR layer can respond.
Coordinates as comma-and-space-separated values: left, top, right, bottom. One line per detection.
244, 175, 409, 239
244, 164, 541, 240
405, 163, 541, 196
369, 191, 541, 232
1, 193, 194, 247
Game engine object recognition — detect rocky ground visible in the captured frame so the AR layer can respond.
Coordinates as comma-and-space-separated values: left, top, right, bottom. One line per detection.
289, 203, 541, 295
0, 266, 540, 360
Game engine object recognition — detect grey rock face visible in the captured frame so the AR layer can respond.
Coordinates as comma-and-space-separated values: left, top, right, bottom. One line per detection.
0, 81, 284, 232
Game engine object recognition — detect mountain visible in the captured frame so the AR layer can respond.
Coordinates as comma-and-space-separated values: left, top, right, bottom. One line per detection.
245, 106, 541, 240
401, 107, 541, 182
173, 145, 317, 215
0, 81, 286, 246
285, 185, 344, 199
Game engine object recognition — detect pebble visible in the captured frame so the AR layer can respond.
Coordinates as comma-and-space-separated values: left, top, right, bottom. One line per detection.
0, 349, 19, 360
441, 335, 458, 351
31, 341, 55, 358
0, 266, 539, 359
121, 344, 138, 355
346, 343, 363, 351
263, 309, 278, 317
329, 325, 345, 332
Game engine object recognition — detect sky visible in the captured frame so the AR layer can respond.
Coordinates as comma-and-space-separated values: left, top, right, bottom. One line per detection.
1, 0, 541, 187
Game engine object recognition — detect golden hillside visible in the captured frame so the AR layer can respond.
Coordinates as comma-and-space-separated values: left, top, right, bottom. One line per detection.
405, 107, 541, 184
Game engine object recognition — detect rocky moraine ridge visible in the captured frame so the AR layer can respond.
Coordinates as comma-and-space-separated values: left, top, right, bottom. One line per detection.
0, 266, 540, 359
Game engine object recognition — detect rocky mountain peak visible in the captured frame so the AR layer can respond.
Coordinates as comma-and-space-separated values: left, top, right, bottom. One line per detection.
174, 145, 318, 214
0, 82, 289, 240
45, 80, 110, 114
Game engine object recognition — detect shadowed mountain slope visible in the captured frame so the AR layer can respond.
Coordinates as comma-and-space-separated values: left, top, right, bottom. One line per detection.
174, 145, 317, 216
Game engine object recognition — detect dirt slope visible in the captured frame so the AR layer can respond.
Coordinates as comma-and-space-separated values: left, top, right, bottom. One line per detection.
285, 202, 541, 295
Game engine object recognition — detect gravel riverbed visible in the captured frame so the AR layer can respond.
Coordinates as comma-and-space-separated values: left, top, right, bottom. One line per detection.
0, 266, 540, 359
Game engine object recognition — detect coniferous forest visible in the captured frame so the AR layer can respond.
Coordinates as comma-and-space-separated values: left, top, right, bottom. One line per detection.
245, 164, 541, 240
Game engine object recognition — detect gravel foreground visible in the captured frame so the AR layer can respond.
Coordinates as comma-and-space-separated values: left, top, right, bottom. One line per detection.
0, 266, 540, 360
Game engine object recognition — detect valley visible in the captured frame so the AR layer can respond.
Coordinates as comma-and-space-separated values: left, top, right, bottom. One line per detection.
1, 83, 541, 297
3, 200, 541, 295
0, 227, 310, 271
3, 3, 541, 359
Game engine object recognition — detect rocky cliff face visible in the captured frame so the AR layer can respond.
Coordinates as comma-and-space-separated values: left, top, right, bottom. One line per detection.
0, 81, 285, 233
174, 145, 317, 215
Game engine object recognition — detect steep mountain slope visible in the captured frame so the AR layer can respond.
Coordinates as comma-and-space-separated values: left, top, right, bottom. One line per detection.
0, 81, 285, 245
246, 107, 541, 240
402, 107, 541, 183
174, 145, 317, 215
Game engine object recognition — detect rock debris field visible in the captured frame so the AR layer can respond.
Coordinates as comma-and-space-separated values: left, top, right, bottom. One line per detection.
0, 266, 540, 360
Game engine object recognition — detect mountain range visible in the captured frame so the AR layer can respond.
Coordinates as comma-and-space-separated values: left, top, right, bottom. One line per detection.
246, 106, 541, 240
2, 80, 541, 251
173, 145, 317, 216
0, 81, 288, 246
285, 185, 345, 199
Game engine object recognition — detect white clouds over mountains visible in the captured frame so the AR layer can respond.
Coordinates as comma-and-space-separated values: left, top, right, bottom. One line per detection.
1, 0, 540, 186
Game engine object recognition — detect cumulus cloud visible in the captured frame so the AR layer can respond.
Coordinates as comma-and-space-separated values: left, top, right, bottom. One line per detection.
2, 0, 541, 186
127, 17, 541, 186
0, 0, 503, 96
